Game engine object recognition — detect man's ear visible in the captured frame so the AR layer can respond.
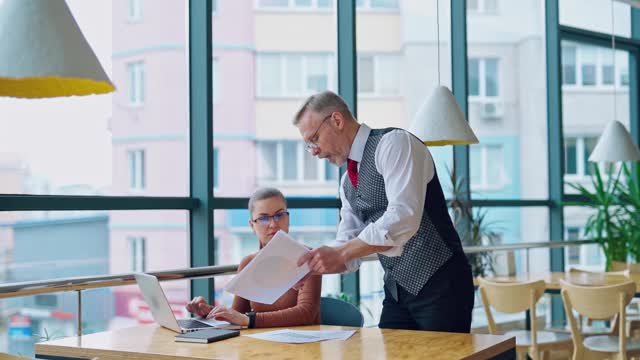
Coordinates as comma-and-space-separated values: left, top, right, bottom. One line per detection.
333, 111, 346, 130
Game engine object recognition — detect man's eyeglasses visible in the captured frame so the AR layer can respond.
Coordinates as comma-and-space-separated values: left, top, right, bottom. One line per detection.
304, 114, 332, 153
252, 211, 290, 226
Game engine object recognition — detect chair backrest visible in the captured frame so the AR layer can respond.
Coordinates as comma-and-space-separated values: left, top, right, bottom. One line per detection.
560, 279, 635, 320
569, 267, 628, 276
478, 278, 545, 314
320, 297, 364, 327
478, 278, 546, 338
561, 279, 636, 357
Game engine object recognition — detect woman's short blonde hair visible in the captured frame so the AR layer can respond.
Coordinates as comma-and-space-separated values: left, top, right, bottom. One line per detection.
248, 187, 287, 214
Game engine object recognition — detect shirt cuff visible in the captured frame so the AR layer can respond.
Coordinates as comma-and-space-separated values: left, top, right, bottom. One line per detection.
358, 224, 404, 257
343, 257, 361, 273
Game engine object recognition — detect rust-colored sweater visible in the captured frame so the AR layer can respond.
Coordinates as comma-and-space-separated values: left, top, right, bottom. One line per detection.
231, 253, 321, 328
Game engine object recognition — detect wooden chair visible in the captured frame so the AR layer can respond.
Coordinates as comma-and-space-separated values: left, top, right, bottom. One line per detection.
478, 278, 572, 360
568, 268, 628, 335
561, 279, 640, 360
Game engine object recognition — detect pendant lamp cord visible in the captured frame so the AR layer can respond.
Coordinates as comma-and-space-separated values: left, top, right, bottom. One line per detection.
436, 0, 441, 86
611, 0, 617, 122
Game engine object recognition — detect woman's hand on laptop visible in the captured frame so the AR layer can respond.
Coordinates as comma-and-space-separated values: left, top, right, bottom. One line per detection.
207, 305, 250, 327
186, 296, 213, 318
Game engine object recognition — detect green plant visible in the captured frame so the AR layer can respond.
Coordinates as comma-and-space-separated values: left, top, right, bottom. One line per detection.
566, 163, 627, 270
447, 167, 501, 277
615, 163, 640, 262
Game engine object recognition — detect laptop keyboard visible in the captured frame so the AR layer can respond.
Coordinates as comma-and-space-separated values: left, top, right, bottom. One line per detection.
178, 319, 212, 329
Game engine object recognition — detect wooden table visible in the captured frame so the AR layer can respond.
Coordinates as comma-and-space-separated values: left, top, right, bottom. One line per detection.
481, 271, 640, 293
35, 324, 516, 360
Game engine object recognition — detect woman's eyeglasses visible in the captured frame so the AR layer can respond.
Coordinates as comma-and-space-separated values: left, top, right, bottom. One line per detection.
252, 211, 290, 226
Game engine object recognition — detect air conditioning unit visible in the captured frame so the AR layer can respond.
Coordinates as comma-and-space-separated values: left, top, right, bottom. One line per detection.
480, 100, 504, 119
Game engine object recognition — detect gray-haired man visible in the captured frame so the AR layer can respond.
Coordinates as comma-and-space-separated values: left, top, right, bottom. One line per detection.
295, 91, 474, 332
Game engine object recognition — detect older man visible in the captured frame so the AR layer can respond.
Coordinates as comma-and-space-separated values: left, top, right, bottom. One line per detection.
295, 91, 474, 332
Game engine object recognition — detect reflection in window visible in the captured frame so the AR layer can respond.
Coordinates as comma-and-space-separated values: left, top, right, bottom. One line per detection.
127, 62, 145, 105
128, 236, 146, 272
257, 141, 338, 184
470, 144, 507, 191
358, 55, 401, 96
257, 54, 333, 97
468, 58, 499, 98
127, 150, 146, 191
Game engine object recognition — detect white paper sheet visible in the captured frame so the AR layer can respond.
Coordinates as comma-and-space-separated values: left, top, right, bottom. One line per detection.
223, 230, 310, 304
244, 329, 356, 344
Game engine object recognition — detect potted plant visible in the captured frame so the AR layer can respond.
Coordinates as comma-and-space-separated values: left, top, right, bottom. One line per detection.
566, 163, 627, 271
615, 163, 640, 264
447, 167, 501, 277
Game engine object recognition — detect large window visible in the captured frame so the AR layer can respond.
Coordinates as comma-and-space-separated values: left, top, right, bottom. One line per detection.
470, 144, 509, 191
257, 54, 334, 97
357, 54, 401, 96
257, 141, 338, 184
5, 1, 640, 357
467, 1, 549, 200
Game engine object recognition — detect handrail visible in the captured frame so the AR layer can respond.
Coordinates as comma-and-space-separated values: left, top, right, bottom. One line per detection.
0, 239, 598, 300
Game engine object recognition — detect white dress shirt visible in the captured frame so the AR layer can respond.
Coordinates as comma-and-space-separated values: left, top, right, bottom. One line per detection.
336, 124, 435, 273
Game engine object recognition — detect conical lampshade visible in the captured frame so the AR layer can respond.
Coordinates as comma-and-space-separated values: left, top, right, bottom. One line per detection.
409, 86, 479, 146
589, 120, 640, 162
0, 0, 115, 98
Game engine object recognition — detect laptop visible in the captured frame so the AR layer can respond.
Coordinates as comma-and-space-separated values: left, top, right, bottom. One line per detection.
134, 273, 242, 333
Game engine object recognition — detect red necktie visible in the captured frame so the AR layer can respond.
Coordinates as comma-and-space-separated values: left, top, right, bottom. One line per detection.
347, 159, 358, 188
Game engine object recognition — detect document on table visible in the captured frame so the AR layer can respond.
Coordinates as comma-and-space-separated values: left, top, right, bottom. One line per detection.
244, 329, 356, 344
223, 230, 310, 304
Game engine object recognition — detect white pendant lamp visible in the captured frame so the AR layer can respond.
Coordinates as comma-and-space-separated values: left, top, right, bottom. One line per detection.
588, 1, 640, 163
589, 120, 640, 162
0, 0, 115, 98
409, 0, 478, 146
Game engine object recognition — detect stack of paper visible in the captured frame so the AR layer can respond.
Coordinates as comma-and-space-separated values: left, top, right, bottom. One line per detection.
245, 329, 356, 344
223, 230, 310, 304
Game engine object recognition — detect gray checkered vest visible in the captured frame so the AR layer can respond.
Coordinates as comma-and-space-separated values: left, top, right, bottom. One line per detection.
343, 128, 463, 295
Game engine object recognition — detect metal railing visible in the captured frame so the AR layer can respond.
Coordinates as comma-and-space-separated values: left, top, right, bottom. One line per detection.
0, 239, 598, 336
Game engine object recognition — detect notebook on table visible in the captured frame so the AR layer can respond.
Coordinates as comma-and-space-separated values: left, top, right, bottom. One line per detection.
175, 328, 240, 344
